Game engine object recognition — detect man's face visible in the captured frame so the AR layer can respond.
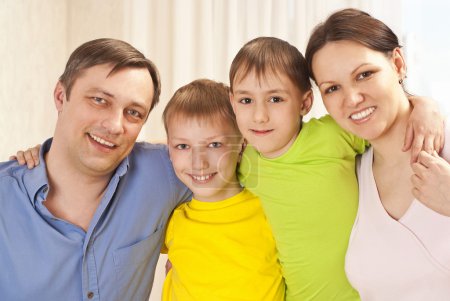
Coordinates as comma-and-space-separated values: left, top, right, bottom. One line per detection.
54, 64, 153, 177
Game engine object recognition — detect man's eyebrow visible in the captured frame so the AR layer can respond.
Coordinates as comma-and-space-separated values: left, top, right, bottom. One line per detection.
87, 87, 115, 98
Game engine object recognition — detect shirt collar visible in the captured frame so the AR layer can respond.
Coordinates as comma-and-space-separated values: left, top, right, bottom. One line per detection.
23, 138, 52, 207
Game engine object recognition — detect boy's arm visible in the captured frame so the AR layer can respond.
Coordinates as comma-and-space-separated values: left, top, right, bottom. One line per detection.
405, 96, 445, 162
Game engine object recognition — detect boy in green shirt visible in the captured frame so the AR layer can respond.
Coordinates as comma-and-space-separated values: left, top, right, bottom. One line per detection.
229, 37, 442, 301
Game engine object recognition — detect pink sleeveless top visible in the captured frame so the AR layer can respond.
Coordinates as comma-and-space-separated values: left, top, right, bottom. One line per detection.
345, 145, 450, 301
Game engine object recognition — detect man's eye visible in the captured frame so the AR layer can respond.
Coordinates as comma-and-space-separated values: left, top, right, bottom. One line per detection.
325, 85, 339, 94
127, 109, 142, 119
176, 144, 189, 150
239, 98, 252, 104
269, 97, 282, 103
208, 142, 222, 148
93, 97, 106, 104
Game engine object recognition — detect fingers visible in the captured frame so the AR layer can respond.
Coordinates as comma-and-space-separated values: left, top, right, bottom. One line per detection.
12, 145, 41, 169
416, 150, 434, 168
411, 159, 428, 180
9, 155, 17, 161
24, 149, 37, 169
16, 150, 27, 166
409, 134, 424, 163
410, 173, 423, 187
30, 145, 41, 166
422, 136, 435, 154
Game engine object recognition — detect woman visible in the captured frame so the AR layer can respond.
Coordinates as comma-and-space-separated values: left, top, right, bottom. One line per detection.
305, 8, 450, 301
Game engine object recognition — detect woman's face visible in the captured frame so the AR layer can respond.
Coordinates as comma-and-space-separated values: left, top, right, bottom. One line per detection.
311, 40, 408, 142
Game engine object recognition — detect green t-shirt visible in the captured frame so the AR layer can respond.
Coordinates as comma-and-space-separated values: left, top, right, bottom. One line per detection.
239, 115, 366, 301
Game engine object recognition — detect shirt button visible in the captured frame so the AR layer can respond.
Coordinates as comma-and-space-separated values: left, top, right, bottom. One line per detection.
87, 292, 94, 299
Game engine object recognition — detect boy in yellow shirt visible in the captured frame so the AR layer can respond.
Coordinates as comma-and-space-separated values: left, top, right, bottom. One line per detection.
161, 79, 284, 300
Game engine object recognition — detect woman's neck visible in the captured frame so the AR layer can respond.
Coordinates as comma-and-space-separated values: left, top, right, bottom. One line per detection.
370, 100, 412, 167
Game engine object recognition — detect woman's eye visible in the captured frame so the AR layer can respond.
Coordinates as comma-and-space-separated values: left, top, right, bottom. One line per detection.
208, 142, 222, 148
357, 71, 373, 80
269, 97, 282, 103
324, 85, 339, 94
239, 98, 252, 104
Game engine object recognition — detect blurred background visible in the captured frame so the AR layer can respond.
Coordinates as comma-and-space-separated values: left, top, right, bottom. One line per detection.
0, 0, 448, 300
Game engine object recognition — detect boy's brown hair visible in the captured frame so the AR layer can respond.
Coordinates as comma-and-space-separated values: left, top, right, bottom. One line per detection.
229, 37, 311, 93
163, 79, 240, 135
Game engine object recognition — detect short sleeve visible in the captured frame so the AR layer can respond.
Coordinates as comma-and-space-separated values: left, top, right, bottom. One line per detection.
161, 213, 175, 254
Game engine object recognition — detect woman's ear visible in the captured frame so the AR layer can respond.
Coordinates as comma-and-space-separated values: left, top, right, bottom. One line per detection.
392, 47, 407, 80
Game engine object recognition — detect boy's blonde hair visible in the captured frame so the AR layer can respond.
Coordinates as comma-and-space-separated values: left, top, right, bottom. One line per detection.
163, 79, 240, 135
229, 37, 312, 93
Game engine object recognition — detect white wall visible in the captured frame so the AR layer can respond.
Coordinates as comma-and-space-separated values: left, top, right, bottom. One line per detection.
0, 0, 67, 160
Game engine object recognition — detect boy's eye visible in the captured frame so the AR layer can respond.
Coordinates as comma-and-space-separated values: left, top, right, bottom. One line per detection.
208, 142, 222, 148
239, 98, 252, 104
175, 144, 189, 150
324, 85, 339, 94
269, 97, 282, 103
357, 71, 373, 80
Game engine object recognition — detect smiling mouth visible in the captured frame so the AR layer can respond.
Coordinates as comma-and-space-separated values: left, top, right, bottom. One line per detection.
250, 129, 274, 135
88, 133, 116, 148
189, 173, 217, 183
350, 107, 375, 121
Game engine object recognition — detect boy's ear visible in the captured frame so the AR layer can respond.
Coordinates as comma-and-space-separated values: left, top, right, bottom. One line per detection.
54, 81, 66, 113
229, 92, 237, 113
300, 89, 314, 115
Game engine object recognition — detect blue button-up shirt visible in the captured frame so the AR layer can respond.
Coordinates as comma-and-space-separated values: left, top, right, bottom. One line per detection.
0, 139, 191, 301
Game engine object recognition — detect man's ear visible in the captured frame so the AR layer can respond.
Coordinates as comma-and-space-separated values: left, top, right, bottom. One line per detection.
300, 89, 314, 115
54, 81, 66, 113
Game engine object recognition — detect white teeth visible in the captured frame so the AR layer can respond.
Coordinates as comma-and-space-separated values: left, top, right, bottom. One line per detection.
89, 133, 115, 147
192, 174, 213, 181
350, 107, 375, 120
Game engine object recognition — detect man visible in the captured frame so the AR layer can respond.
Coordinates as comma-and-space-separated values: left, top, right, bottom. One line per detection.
0, 38, 190, 301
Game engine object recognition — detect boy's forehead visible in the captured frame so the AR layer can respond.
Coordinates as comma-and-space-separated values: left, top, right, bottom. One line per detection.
232, 66, 304, 93
234, 65, 284, 84
167, 113, 240, 135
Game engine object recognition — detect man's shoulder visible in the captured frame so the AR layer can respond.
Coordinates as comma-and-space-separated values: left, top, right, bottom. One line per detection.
0, 160, 25, 180
130, 142, 170, 161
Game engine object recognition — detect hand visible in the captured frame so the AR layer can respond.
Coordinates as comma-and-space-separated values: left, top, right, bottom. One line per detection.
411, 151, 450, 216
9, 144, 41, 169
404, 96, 444, 163
165, 259, 172, 275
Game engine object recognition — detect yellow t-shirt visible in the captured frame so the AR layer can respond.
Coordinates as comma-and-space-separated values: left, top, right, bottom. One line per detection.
162, 189, 285, 301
